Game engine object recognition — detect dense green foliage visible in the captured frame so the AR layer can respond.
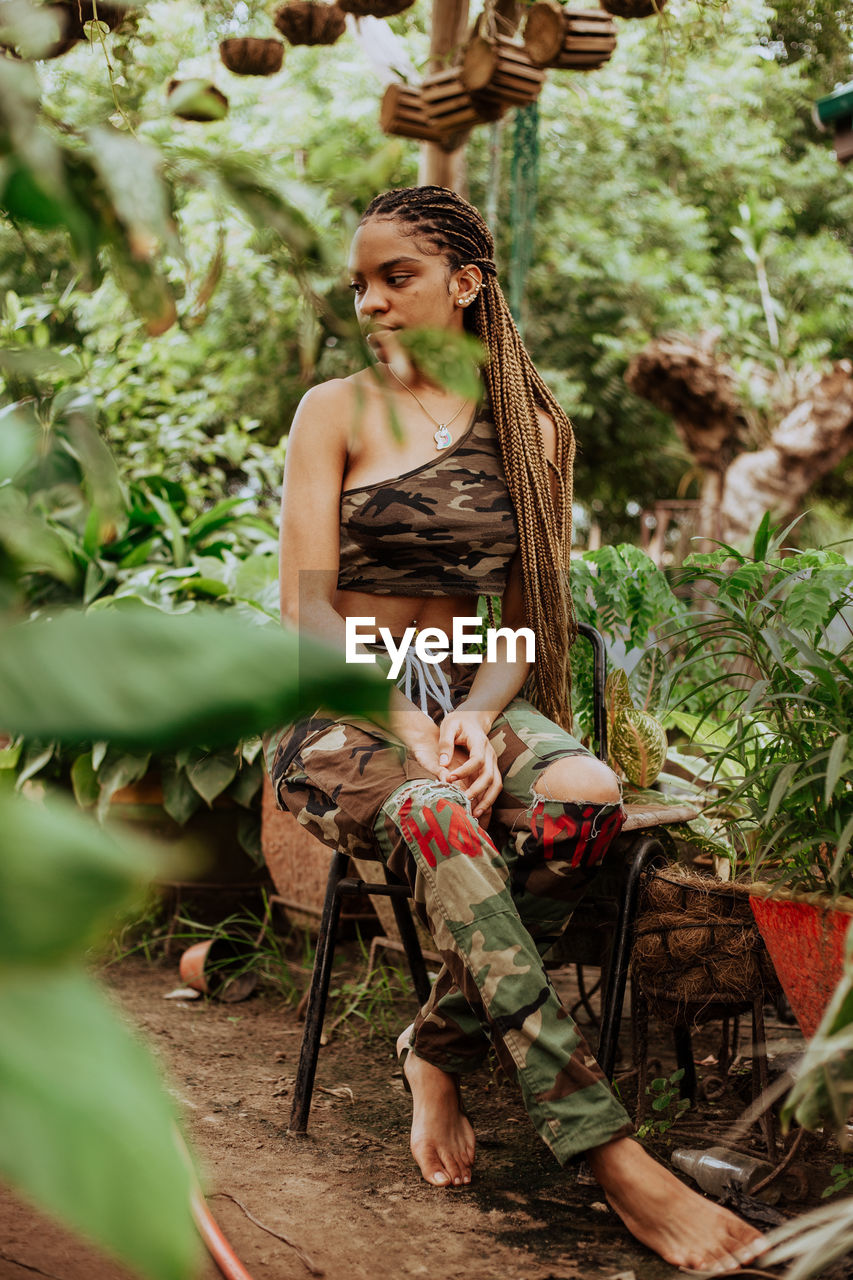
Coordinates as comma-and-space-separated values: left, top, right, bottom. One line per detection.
2, 0, 853, 552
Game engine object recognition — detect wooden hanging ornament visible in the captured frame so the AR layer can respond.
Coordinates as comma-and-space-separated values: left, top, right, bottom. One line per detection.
219, 37, 285, 75
338, 0, 415, 17
461, 33, 544, 114
523, 3, 616, 70
273, 1, 347, 46
600, 0, 666, 17
421, 67, 483, 134
380, 84, 445, 145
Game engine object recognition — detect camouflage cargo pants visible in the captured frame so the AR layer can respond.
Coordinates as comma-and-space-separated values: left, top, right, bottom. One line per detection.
266, 651, 633, 1164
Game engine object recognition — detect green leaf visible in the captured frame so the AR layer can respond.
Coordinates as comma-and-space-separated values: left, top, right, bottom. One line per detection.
0, 402, 39, 480
0, 967, 198, 1280
395, 328, 485, 400
752, 511, 772, 562
142, 485, 187, 567
161, 760, 203, 825
186, 750, 239, 805
87, 125, 179, 263
0, 738, 22, 772
186, 497, 250, 544
0, 609, 388, 749
229, 759, 262, 808
824, 734, 849, 807
762, 760, 802, 827
70, 751, 99, 808
0, 346, 81, 379
96, 750, 151, 822
15, 741, 56, 788
0, 790, 161, 965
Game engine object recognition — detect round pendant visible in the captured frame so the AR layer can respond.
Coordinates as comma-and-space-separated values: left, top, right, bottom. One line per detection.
434, 424, 452, 450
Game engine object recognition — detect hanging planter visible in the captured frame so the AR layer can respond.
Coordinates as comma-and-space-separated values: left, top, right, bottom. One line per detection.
59, 0, 133, 38
219, 37, 285, 76
600, 0, 666, 17
167, 79, 230, 122
523, 2, 617, 71
273, 1, 347, 46
338, 0, 415, 17
460, 33, 544, 116
380, 83, 447, 146
5, 0, 130, 59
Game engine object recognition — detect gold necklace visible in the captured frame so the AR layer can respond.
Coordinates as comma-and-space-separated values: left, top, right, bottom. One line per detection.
386, 365, 469, 450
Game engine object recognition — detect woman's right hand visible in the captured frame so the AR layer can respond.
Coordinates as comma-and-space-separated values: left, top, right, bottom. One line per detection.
390, 702, 443, 774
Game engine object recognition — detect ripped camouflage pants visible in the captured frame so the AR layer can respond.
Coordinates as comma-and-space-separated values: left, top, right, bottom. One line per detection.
266, 653, 633, 1164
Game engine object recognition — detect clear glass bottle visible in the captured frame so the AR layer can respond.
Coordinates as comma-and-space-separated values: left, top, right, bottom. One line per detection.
671, 1146, 781, 1205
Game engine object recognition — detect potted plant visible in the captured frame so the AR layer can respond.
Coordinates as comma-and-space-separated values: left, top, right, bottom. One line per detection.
664, 515, 853, 1036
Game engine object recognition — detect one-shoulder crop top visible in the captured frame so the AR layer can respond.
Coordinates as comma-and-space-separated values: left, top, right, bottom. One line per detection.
337, 402, 519, 597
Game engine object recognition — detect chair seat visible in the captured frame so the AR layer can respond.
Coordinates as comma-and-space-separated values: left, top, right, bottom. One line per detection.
622, 790, 701, 832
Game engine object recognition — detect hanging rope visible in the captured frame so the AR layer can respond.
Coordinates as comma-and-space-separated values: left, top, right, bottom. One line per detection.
508, 100, 540, 335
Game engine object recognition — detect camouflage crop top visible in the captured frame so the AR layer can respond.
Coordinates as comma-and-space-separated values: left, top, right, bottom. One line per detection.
337, 402, 519, 597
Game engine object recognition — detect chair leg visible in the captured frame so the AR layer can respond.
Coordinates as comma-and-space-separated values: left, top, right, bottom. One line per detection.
597, 834, 668, 1080
388, 892, 432, 1006
288, 850, 349, 1135
751, 997, 777, 1160
673, 1024, 697, 1103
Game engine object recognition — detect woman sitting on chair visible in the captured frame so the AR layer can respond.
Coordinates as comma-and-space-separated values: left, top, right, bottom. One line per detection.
267, 184, 764, 1273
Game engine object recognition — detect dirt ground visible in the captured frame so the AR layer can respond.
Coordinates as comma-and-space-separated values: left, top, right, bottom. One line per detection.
1, 911, 849, 1280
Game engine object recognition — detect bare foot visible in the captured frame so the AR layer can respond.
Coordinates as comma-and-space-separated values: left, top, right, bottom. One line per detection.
396, 1025, 476, 1188
587, 1137, 766, 1272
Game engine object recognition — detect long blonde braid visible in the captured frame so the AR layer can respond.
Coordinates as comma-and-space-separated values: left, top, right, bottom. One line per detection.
361, 186, 577, 729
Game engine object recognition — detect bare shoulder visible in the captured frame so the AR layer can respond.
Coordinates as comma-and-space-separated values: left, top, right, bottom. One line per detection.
535, 405, 558, 465
292, 377, 351, 430
291, 371, 377, 446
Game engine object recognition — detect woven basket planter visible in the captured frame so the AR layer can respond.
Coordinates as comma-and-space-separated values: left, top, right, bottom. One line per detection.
167, 79, 229, 123
60, 0, 131, 37
219, 37, 284, 76
274, 1, 347, 46
338, 0, 415, 16
600, 0, 666, 18
632, 869, 781, 1027
13, 0, 129, 58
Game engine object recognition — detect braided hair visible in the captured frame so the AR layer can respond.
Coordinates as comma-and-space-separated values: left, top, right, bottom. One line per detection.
360, 185, 577, 729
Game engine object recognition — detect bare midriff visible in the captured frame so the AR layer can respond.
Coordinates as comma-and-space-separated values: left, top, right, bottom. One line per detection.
333, 588, 481, 637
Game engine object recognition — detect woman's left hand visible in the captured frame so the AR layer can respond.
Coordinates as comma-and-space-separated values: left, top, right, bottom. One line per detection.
437, 708, 502, 824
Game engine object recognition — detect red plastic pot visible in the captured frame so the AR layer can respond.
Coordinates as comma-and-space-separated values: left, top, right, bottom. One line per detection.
749, 893, 852, 1038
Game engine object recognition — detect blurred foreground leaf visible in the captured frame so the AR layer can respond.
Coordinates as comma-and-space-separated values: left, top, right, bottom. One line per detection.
396, 328, 485, 401
0, 608, 388, 747
0, 788, 161, 966
0, 967, 198, 1280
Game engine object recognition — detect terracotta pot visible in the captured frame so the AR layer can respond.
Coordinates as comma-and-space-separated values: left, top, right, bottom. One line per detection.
749, 890, 853, 1038
179, 936, 257, 1002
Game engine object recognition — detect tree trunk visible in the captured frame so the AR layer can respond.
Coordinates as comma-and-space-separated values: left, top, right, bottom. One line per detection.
419, 0, 469, 190
626, 335, 853, 549
720, 360, 853, 542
